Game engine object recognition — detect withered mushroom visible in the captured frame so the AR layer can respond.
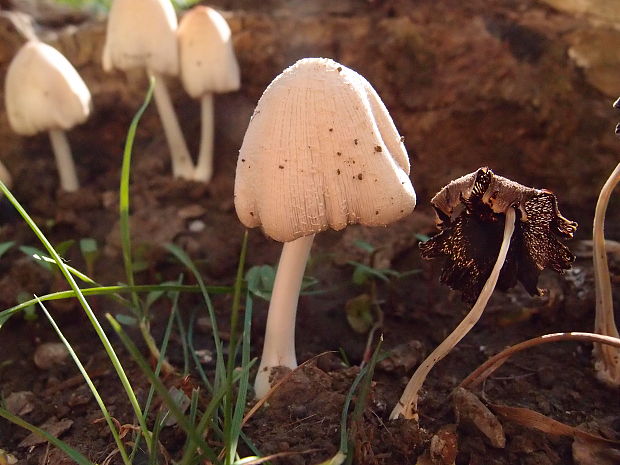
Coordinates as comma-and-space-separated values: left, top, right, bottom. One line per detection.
592, 100, 620, 385
235, 58, 416, 398
390, 167, 576, 420
5, 40, 91, 192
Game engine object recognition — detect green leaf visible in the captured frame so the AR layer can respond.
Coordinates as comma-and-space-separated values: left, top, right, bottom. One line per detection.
344, 294, 374, 334
115, 313, 138, 327
353, 240, 376, 253
19, 245, 53, 271
54, 239, 75, 257
0, 241, 14, 259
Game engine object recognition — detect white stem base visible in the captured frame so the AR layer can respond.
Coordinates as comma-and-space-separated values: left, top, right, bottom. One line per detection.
254, 234, 315, 399
390, 208, 517, 421
193, 94, 214, 183
593, 162, 620, 386
49, 129, 79, 192
150, 71, 194, 179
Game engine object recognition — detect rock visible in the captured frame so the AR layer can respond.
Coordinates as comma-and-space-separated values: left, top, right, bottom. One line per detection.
33, 342, 69, 370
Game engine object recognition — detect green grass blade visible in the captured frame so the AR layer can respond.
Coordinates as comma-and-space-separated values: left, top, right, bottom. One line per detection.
36, 297, 131, 465
106, 313, 219, 463
165, 243, 226, 390
0, 283, 233, 327
0, 182, 152, 450
0, 406, 93, 465
119, 77, 155, 313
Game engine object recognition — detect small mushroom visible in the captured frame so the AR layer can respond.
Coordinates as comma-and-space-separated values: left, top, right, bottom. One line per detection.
178, 6, 240, 183
5, 40, 91, 192
234, 57, 416, 398
592, 100, 620, 386
390, 168, 576, 420
103, 0, 194, 179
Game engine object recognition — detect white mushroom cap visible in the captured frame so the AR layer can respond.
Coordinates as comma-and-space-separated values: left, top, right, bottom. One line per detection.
5, 41, 92, 136
102, 0, 179, 75
234, 58, 416, 243
178, 6, 241, 97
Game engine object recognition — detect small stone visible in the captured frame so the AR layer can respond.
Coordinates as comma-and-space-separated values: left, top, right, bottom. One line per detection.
33, 342, 68, 370
188, 220, 205, 232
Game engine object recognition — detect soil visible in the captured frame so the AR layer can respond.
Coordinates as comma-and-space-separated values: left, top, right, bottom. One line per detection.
1, 1, 620, 465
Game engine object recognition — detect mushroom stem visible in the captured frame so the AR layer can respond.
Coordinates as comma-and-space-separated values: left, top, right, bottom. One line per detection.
254, 233, 315, 399
149, 71, 194, 179
593, 162, 620, 386
48, 129, 79, 192
390, 207, 517, 421
193, 93, 215, 183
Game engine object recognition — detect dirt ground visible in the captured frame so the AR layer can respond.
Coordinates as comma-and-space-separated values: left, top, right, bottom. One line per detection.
0, 0, 620, 464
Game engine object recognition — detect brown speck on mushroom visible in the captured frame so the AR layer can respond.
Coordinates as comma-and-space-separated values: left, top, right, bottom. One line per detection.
329, 128, 333, 132
354, 139, 358, 145
337, 66, 342, 72
375, 145, 382, 152
278, 165, 284, 169
375, 210, 379, 215
241, 159, 246, 162
249, 211, 254, 216
400, 136, 405, 142
357, 173, 363, 180
337, 169, 341, 175
337, 151, 342, 156
420, 167, 577, 303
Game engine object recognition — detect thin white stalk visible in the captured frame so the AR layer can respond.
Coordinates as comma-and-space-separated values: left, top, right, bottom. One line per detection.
390, 207, 517, 421
149, 71, 194, 179
254, 234, 315, 399
193, 93, 214, 183
48, 129, 79, 192
593, 162, 620, 386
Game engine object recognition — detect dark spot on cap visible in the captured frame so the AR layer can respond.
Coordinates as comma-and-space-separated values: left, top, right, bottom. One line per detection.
337, 66, 342, 72
241, 159, 246, 162
400, 209, 404, 213
354, 139, 359, 145
279, 165, 284, 169
337, 152, 342, 156
375, 146, 382, 152
337, 169, 341, 175
375, 210, 379, 215
249, 212, 254, 216
357, 173, 363, 180
329, 128, 333, 132
400, 136, 405, 142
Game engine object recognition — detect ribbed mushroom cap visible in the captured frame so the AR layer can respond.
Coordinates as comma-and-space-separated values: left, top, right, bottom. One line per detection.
178, 6, 240, 97
102, 0, 179, 75
234, 58, 416, 243
5, 41, 92, 136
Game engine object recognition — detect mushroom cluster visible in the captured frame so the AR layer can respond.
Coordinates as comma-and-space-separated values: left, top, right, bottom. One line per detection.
234, 57, 416, 398
103, 0, 240, 181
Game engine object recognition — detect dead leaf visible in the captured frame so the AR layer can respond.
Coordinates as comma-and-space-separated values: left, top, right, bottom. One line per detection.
453, 388, 505, 448
573, 436, 620, 465
18, 418, 73, 448
5, 391, 35, 416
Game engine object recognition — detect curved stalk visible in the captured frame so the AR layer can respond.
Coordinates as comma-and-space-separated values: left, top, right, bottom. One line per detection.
390, 207, 516, 421
194, 93, 214, 183
592, 162, 620, 386
149, 71, 194, 179
48, 129, 79, 192
254, 234, 315, 399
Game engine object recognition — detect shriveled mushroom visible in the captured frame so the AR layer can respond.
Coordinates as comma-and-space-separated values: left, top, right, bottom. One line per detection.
591, 101, 620, 385
178, 6, 240, 183
234, 57, 416, 398
5, 40, 91, 192
103, 0, 194, 179
390, 168, 576, 420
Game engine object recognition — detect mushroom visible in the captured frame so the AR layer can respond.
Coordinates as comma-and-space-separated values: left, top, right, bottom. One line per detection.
5, 40, 91, 192
102, 0, 194, 179
234, 58, 416, 398
178, 6, 240, 183
591, 100, 620, 385
390, 168, 577, 420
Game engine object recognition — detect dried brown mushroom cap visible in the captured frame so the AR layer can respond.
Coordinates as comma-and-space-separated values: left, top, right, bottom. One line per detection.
235, 57, 416, 243
421, 167, 577, 303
